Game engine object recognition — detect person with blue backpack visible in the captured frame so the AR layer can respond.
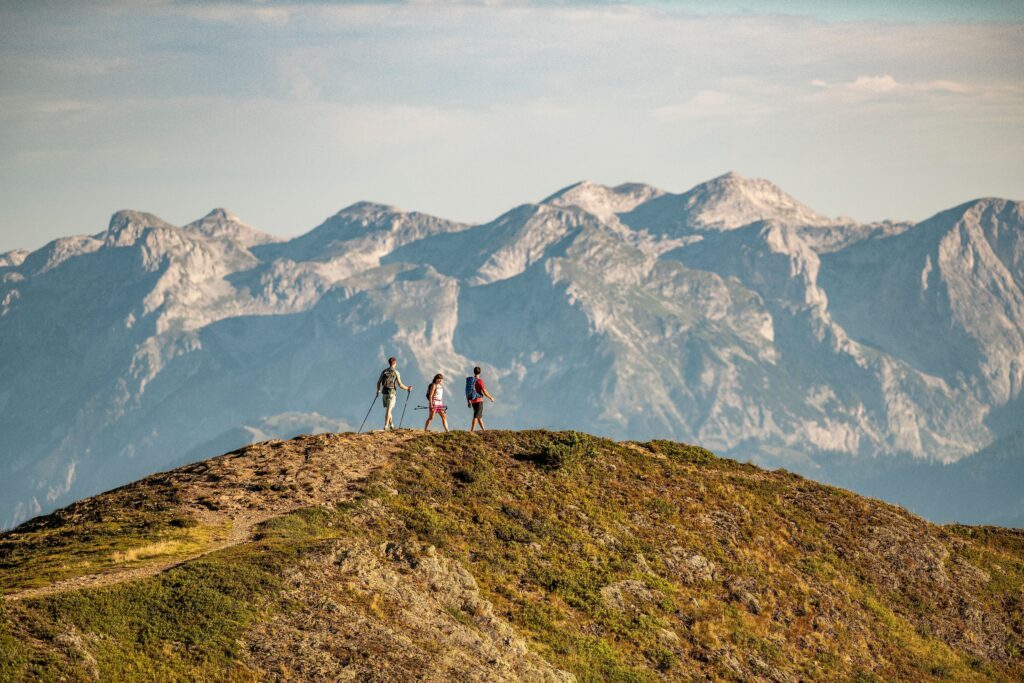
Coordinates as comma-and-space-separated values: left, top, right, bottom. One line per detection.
466, 366, 495, 432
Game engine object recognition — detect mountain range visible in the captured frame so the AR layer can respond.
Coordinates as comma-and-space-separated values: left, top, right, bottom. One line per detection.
1, 172, 1022, 528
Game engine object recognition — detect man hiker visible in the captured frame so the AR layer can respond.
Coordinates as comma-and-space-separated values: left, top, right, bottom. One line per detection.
466, 366, 495, 432
376, 357, 412, 430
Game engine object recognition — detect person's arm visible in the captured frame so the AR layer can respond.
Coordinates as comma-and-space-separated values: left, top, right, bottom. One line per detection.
427, 383, 435, 403
376, 371, 383, 394
480, 379, 495, 402
396, 370, 412, 392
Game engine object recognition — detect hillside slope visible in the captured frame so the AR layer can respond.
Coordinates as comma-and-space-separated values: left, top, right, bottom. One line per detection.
2, 431, 1021, 682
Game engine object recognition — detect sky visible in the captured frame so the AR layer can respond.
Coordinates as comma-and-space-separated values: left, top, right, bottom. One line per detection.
1, 1, 1022, 252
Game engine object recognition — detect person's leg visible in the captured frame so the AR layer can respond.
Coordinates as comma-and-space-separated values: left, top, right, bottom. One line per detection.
383, 395, 393, 429
440, 410, 449, 433
424, 411, 433, 431
478, 418, 486, 432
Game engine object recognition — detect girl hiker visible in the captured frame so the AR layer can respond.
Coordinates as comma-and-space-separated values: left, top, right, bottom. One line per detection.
424, 373, 449, 432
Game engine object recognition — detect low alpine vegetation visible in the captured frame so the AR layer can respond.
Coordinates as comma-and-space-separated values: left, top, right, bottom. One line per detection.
1, 430, 1021, 681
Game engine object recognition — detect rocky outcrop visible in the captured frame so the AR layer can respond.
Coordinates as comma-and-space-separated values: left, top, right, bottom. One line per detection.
246, 540, 575, 682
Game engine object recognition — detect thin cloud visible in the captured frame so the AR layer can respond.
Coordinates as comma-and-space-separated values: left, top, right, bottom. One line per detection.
807, 74, 1020, 105
653, 90, 777, 121
154, 1, 294, 23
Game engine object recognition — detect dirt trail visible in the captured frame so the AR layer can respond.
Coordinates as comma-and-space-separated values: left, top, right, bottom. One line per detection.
4, 430, 415, 601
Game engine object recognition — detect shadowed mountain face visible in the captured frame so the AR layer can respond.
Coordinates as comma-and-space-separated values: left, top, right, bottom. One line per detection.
1, 173, 1022, 527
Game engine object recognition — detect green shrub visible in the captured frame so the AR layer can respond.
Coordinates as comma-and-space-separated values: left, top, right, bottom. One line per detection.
534, 432, 597, 470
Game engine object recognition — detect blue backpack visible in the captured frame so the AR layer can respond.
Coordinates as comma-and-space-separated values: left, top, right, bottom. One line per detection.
465, 376, 482, 401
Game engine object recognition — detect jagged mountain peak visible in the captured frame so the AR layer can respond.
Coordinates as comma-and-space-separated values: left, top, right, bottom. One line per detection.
701, 169, 744, 185
541, 179, 665, 221
320, 200, 460, 234
102, 209, 180, 248
692, 170, 782, 192
185, 208, 277, 247
944, 196, 1024, 224
250, 201, 467, 265
897, 197, 1024, 247
678, 171, 838, 229
201, 207, 236, 221
620, 171, 840, 236
908, 195, 1024, 297
333, 200, 406, 220
0, 248, 29, 269
106, 209, 175, 233
322, 200, 464, 235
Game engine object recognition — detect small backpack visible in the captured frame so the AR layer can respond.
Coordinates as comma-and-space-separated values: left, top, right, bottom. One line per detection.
381, 367, 397, 392
465, 376, 482, 401
426, 382, 436, 401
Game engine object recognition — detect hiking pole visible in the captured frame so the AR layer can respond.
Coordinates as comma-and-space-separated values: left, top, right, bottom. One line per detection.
398, 389, 411, 429
357, 394, 377, 434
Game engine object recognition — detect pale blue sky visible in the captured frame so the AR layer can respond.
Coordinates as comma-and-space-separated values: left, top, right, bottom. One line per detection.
1, 1, 1022, 251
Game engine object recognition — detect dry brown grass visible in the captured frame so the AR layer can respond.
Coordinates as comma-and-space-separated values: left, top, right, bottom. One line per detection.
109, 540, 190, 564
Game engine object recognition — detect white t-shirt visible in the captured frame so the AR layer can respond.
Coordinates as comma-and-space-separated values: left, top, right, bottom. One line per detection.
431, 384, 444, 406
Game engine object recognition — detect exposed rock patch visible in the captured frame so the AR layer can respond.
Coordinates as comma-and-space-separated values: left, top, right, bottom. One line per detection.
245, 539, 574, 682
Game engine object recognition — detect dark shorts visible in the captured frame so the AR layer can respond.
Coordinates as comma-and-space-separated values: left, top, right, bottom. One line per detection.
472, 401, 484, 418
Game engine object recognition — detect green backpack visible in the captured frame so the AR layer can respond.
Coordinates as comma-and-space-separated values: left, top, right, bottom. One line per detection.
381, 367, 398, 393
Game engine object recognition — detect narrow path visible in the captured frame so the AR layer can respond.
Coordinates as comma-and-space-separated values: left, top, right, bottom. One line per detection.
5, 510, 279, 601
4, 430, 414, 602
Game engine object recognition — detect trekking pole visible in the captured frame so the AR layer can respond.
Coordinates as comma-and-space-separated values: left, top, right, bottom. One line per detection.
398, 389, 411, 429
357, 394, 377, 434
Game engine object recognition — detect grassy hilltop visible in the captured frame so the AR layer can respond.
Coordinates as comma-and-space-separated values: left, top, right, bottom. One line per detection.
1, 430, 1022, 681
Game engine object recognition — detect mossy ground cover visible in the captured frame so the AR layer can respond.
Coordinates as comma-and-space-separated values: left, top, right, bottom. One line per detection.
346, 431, 809, 679
0, 507, 339, 681
1, 483, 205, 593
1, 430, 1021, 681
347, 431, 1024, 681
0, 480, 222, 593
0, 516, 223, 594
